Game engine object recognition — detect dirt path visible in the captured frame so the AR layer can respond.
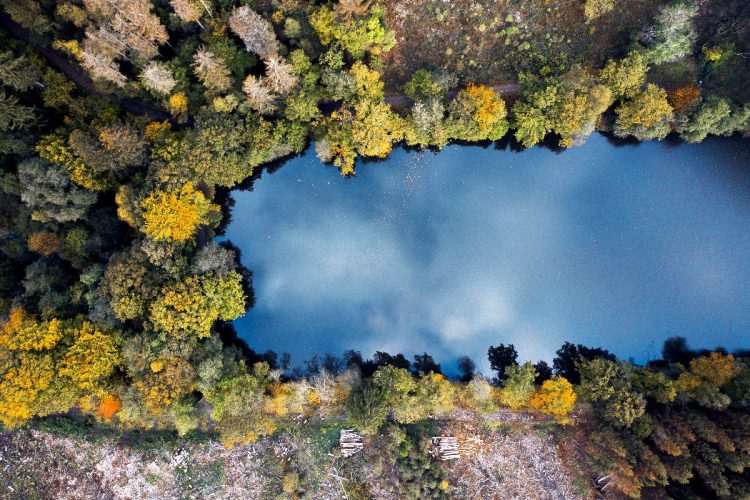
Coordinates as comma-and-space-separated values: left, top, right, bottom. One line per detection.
0, 11, 174, 123
384, 82, 521, 110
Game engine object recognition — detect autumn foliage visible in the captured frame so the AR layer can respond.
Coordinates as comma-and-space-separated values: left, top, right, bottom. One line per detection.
530, 376, 576, 418
97, 395, 122, 421
141, 183, 219, 242
667, 84, 701, 113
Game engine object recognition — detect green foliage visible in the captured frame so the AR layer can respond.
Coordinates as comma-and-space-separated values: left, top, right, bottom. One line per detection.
309, 4, 396, 59
346, 380, 387, 435
498, 362, 537, 409
640, 1, 699, 66
614, 84, 674, 140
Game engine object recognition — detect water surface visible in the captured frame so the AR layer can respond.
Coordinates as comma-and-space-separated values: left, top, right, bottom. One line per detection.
223, 134, 750, 374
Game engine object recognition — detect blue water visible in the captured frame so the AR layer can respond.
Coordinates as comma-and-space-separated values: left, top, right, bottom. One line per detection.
222, 134, 750, 374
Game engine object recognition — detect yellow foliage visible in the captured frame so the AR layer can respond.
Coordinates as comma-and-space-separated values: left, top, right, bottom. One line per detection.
0, 352, 55, 427
141, 183, 219, 242
52, 39, 83, 59
0, 308, 63, 351
57, 322, 120, 391
702, 46, 723, 62
169, 92, 189, 114
36, 135, 112, 191
144, 120, 171, 142
689, 352, 739, 388
465, 83, 506, 132
530, 376, 576, 418
151, 360, 165, 373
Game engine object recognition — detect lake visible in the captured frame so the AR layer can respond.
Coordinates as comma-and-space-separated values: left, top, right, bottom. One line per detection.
222, 134, 750, 375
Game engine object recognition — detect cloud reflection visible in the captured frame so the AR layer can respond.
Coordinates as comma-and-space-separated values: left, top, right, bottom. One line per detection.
223, 135, 750, 374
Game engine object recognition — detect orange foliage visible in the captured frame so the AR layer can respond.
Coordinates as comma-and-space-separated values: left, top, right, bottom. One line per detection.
689, 352, 740, 388
667, 85, 701, 113
465, 83, 506, 131
530, 376, 576, 418
27, 232, 61, 256
97, 395, 122, 421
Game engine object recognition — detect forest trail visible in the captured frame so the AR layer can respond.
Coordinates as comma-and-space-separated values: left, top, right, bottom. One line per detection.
384, 82, 521, 109
0, 11, 174, 123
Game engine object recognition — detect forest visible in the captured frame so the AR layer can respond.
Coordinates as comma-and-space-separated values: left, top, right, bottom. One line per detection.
0, 0, 749, 497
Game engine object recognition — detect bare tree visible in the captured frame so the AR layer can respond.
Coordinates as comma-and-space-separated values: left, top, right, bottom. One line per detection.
228, 6, 279, 59
82, 0, 168, 61
80, 28, 128, 85
263, 55, 298, 95
170, 0, 204, 28
140, 61, 177, 95
193, 48, 232, 94
334, 0, 374, 19
242, 74, 276, 114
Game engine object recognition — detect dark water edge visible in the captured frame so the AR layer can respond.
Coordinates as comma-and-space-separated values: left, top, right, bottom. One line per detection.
219, 132, 750, 375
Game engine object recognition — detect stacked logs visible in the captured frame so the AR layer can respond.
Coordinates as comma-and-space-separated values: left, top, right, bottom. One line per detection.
339, 429, 364, 458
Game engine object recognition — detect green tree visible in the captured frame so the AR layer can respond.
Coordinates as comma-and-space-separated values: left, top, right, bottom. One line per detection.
346, 380, 387, 435
17, 158, 97, 223
614, 84, 674, 140
498, 362, 537, 409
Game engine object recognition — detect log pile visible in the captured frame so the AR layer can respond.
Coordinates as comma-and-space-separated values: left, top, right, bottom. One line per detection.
432, 435, 484, 461
432, 436, 460, 461
339, 429, 363, 458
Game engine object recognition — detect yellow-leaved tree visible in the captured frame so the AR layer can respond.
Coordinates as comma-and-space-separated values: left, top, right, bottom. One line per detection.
141, 183, 219, 242
0, 309, 121, 427
530, 376, 576, 419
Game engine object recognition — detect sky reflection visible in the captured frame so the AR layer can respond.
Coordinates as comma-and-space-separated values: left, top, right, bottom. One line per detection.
222, 134, 750, 374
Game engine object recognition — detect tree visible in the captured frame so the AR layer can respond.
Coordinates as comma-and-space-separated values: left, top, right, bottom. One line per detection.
689, 352, 740, 388
82, 0, 168, 60
599, 52, 647, 100
140, 183, 219, 242
27, 232, 60, 256
149, 272, 246, 338
309, 4, 395, 59
57, 321, 121, 391
243, 74, 276, 115
667, 85, 701, 114
0, 92, 36, 131
614, 84, 674, 141
584, 0, 614, 20
140, 61, 177, 96
577, 358, 645, 428
534, 360, 552, 385
677, 96, 733, 143
488, 343, 517, 381
553, 341, 615, 384
662, 336, 694, 365
404, 98, 448, 148
170, 0, 203, 26
413, 353, 441, 375
0, 51, 40, 91
498, 362, 537, 409
193, 48, 232, 95
530, 376, 576, 418
447, 84, 509, 141
264, 55, 298, 96
352, 99, 405, 159
229, 6, 279, 59
346, 380, 387, 435
512, 101, 550, 147
17, 158, 97, 223
457, 356, 475, 382
639, 1, 698, 65
404, 68, 451, 101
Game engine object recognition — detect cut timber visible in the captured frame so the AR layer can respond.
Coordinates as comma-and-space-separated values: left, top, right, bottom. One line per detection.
339, 429, 363, 458
432, 436, 483, 461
